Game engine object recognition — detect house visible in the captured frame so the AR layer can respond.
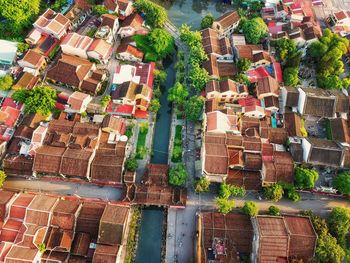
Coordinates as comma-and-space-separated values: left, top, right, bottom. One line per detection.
87, 39, 113, 64
76, 201, 106, 238
0, 105, 22, 141
201, 28, 234, 62
116, 42, 144, 62
212, 11, 240, 39
206, 111, 239, 134
297, 88, 336, 118
251, 51, 272, 67
98, 204, 129, 245
66, 91, 92, 113
60, 32, 93, 59
329, 10, 350, 36
284, 112, 303, 137
0, 191, 16, 221
17, 50, 47, 76
117, 0, 134, 17
251, 215, 317, 262
302, 137, 344, 167
233, 44, 263, 61
101, 115, 127, 134
280, 86, 299, 113
262, 95, 279, 112
104, 0, 119, 13
204, 54, 238, 79
47, 54, 106, 94
205, 79, 248, 103
118, 13, 146, 38
0, 40, 17, 76
92, 244, 120, 263
101, 14, 119, 37
33, 9, 71, 39
113, 62, 155, 87
326, 118, 350, 144
51, 199, 81, 230
25, 194, 58, 226
12, 72, 39, 90
262, 151, 294, 185
242, 104, 266, 119
65, 4, 90, 31
4, 246, 40, 263
256, 76, 279, 99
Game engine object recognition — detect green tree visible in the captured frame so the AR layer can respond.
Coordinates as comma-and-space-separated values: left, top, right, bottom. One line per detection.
172, 145, 182, 161
219, 183, 232, 199
139, 121, 149, 133
188, 63, 209, 92
267, 205, 280, 216
125, 158, 138, 172
0, 170, 6, 187
0, 75, 13, 90
51, 0, 68, 11
230, 185, 246, 197
133, 0, 167, 28
167, 82, 189, 105
12, 86, 57, 115
189, 45, 207, 65
154, 69, 167, 84
242, 17, 268, 44
263, 184, 284, 202
147, 28, 175, 58
184, 96, 204, 122
308, 41, 328, 58
149, 99, 161, 113
200, 13, 214, 29
241, 201, 258, 217
333, 171, 350, 195
194, 177, 210, 193
283, 67, 299, 87
179, 24, 202, 47
300, 210, 329, 236
294, 167, 319, 189
273, 38, 297, 62
0, 0, 40, 33
101, 95, 111, 107
233, 73, 250, 85
38, 243, 46, 254
237, 58, 251, 72
215, 197, 235, 214
168, 164, 188, 186
328, 207, 350, 247
316, 233, 345, 263
17, 42, 29, 54
92, 5, 108, 16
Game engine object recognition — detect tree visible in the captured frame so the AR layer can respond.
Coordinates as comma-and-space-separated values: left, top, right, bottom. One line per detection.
0, 170, 6, 187
316, 233, 345, 263
12, 86, 57, 115
189, 45, 207, 65
92, 5, 108, 16
242, 17, 268, 44
133, 0, 167, 28
328, 207, 350, 247
188, 63, 209, 92
237, 58, 251, 72
0, 0, 40, 33
200, 13, 214, 29
168, 164, 188, 186
179, 24, 202, 48
263, 184, 284, 202
333, 171, 350, 195
267, 205, 280, 216
215, 197, 235, 214
17, 42, 29, 54
194, 177, 210, 193
219, 183, 232, 199
154, 69, 167, 84
0, 75, 13, 90
308, 41, 328, 58
139, 121, 149, 133
283, 67, 299, 87
125, 158, 138, 172
51, 0, 68, 12
167, 82, 189, 105
233, 73, 250, 85
273, 38, 297, 62
294, 167, 319, 189
149, 99, 161, 113
172, 145, 182, 161
241, 201, 258, 217
100, 95, 111, 107
230, 185, 246, 197
184, 96, 204, 122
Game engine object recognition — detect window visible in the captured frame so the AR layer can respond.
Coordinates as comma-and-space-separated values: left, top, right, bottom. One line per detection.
217, 25, 220, 30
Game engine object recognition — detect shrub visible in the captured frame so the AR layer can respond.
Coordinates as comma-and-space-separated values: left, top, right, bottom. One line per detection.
194, 177, 210, 193
125, 158, 138, 172
241, 201, 258, 217
267, 205, 280, 216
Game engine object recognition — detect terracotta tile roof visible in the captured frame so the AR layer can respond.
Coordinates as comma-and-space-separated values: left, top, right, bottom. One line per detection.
284, 112, 302, 137
307, 137, 344, 166
252, 51, 272, 63
256, 76, 279, 97
268, 127, 288, 144
88, 39, 113, 59
116, 43, 144, 60
104, 0, 118, 11
120, 13, 144, 28
42, 251, 69, 262
235, 44, 263, 60
33, 145, 66, 174
244, 152, 262, 170
101, 115, 127, 134
101, 14, 118, 29
60, 148, 93, 178
201, 28, 232, 56
51, 199, 81, 230
0, 106, 21, 128
20, 50, 45, 68
0, 191, 15, 221
284, 86, 299, 108
13, 72, 39, 90
117, 0, 130, 11
328, 118, 350, 143
71, 232, 90, 256
5, 246, 38, 262
9, 193, 35, 220
204, 142, 228, 175
204, 54, 237, 78
214, 11, 240, 30
92, 244, 119, 262
61, 32, 93, 50
80, 77, 100, 94
301, 88, 336, 117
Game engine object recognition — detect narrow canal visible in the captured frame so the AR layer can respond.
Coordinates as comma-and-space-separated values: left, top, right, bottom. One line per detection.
135, 56, 176, 263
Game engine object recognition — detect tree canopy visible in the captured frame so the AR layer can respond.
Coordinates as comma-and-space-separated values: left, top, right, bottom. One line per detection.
237, 58, 251, 72
241, 201, 258, 217
17, 42, 29, 54
263, 184, 284, 202
215, 197, 235, 214
267, 205, 280, 216
92, 5, 109, 16
328, 207, 350, 247
219, 183, 246, 198
333, 171, 350, 195
0, 170, 6, 188
200, 13, 214, 29
0, 75, 13, 90
294, 167, 319, 189
125, 158, 138, 172
133, 0, 167, 28
179, 24, 202, 48
283, 67, 299, 87
167, 82, 189, 105
12, 86, 57, 115
168, 164, 188, 186
316, 233, 345, 263
188, 63, 209, 92
149, 99, 160, 113
194, 177, 210, 193
242, 17, 267, 44
184, 96, 204, 122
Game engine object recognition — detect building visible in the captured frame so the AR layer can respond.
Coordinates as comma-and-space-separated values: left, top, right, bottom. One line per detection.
205, 79, 248, 103
118, 13, 146, 38
256, 76, 279, 100
206, 111, 239, 134
17, 50, 46, 76
0, 40, 17, 76
329, 10, 350, 36
13, 72, 39, 90
201, 28, 234, 62
204, 54, 238, 79
212, 11, 240, 39
116, 41, 144, 62
66, 91, 93, 113
60, 32, 93, 59
87, 39, 113, 64
101, 14, 119, 38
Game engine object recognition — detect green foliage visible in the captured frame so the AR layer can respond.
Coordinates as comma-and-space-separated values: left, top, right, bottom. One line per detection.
100, 95, 111, 107
171, 125, 183, 163
263, 184, 284, 202
233, 73, 250, 85
237, 58, 251, 72
92, 5, 108, 16
0, 0, 40, 34
80, 111, 87, 118
168, 82, 189, 105
200, 13, 214, 29
0, 75, 13, 90
267, 205, 280, 216
179, 24, 202, 47
139, 122, 149, 133
17, 42, 29, 54
172, 145, 182, 161
38, 243, 46, 254
188, 63, 209, 92
333, 171, 350, 195
149, 99, 161, 113
169, 164, 188, 186
86, 28, 97, 38
12, 86, 56, 115
294, 167, 319, 189
242, 17, 267, 44
215, 197, 235, 214
125, 123, 135, 138
283, 67, 299, 87
0, 170, 6, 188
194, 177, 210, 193
328, 207, 350, 247
279, 182, 301, 202
125, 158, 138, 172
316, 233, 345, 263
136, 123, 148, 159
134, 29, 174, 61
241, 201, 258, 217
50, 0, 68, 12
189, 45, 208, 65
300, 210, 329, 236
125, 207, 141, 263
133, 0, 167, 28
219, 183, 246, 198
136, 146, 148, 159
184, 96, 204, 122
154, 69, 167, 84
48, 44, 60, 60
273, 38, 297, 62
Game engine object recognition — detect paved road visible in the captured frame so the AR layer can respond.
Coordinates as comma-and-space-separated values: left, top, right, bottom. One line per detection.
3, 177, 121, 200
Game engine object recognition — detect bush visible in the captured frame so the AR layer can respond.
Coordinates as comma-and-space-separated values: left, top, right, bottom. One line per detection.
241, 201, 258, 217
133, 0, 167, 28
0, 75, 13, 90
101, 95, 111, 107
267, 205, 280, 216
200, 13, 214, 29
328, 207, 350, 247
194, 177, 210, 193
169, 164, 188, 186
125, 158, 138, 172
92, 5, 108, 16
333, 171, 350, 195
295, 167, 319, 189
215, 197, 235, 214
263, 184, 284, 202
